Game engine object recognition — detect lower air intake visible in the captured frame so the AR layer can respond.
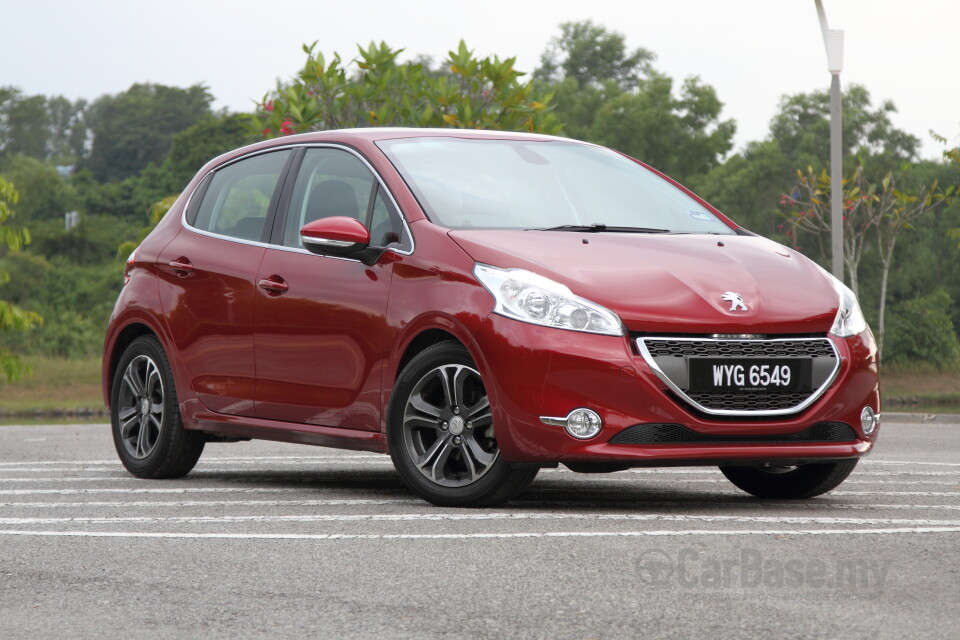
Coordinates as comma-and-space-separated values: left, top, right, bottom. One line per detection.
608, 422, 858, 445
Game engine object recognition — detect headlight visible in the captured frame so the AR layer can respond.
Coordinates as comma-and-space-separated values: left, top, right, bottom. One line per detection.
829, 275, 868, 338
473, 263, 624, 336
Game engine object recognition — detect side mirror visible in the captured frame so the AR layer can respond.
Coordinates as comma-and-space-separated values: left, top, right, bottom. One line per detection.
299, 216, 384, 266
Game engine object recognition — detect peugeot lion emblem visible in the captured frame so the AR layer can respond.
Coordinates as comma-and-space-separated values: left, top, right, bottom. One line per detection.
722, 291, 748, 312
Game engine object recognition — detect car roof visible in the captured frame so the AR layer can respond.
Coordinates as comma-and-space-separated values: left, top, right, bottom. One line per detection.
198, 127, 584, 179
255, 127, 574, 148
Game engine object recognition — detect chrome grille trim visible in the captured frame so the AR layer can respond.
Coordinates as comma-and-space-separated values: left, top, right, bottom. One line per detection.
636, 337, 841, 417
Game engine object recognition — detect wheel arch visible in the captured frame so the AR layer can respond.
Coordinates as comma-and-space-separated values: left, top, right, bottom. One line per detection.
396, 328, 463, 378
103, 321, 161, 411
384, 315, 495, 434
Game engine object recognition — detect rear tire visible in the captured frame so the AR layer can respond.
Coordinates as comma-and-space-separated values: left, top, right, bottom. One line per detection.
387, 341, 538, 507
110, 335, 204, 478
719, 459, 859, 499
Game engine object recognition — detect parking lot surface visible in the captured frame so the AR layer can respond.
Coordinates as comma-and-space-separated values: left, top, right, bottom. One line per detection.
1, 421, 958, 639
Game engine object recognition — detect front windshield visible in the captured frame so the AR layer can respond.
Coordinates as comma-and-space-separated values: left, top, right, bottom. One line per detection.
376, 137, 735, 234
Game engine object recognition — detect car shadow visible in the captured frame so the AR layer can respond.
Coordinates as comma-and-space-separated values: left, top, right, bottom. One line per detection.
171, 465, 843, 512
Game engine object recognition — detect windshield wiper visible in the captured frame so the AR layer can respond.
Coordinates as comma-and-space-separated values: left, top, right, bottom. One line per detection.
530, 223, 671, 233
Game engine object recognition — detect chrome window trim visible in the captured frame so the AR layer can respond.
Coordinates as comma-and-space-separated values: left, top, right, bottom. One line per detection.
179, 143, 415, 260
636, 336, 842, 417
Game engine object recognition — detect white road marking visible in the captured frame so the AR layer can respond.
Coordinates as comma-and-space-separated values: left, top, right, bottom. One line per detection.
0, 475, 957, 488
0, 478, 131, 483
0, 455, 385, 467
864, 460, 960, 467
4, 500, 960, 511
2, 485, 958, 497
0, 499, 421, 509
1, 527, 959, 540
834, 491, 960, 496
0, 488, 338, 496
0, 457, 957, 469
2, 513, 960, 526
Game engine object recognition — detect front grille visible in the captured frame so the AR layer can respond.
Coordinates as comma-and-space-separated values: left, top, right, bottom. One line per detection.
685, 391, 811, 412
637, 336, 840, 416
609, 422, 858, 445
643, 339, 836, 359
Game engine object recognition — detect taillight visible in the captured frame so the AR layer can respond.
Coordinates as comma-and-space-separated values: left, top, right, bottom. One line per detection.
123, 248, 138, 286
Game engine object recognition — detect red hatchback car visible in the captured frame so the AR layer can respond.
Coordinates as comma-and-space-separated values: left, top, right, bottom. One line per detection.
103, 128, 880, 507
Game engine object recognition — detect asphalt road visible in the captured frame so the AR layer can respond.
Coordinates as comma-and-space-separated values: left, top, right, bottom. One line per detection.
1, 420, 958, 639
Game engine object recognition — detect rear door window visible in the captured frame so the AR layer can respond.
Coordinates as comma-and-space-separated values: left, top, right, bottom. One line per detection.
192, 150, 291, 241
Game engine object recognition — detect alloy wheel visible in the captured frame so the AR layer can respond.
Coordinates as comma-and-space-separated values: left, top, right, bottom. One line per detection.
401, 364, 498, 487
116, 355, 165, 459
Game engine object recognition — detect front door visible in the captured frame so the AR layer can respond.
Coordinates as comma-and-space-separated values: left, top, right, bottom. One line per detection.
253, 147, 409, 429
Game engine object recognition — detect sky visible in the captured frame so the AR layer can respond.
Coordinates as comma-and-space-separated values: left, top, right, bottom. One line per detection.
3, 0, 958, 159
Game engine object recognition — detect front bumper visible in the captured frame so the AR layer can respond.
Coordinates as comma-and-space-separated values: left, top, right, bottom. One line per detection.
471, 314, 880, 465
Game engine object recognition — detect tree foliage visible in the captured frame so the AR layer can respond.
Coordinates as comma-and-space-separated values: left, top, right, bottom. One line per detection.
0, 154, 77, 223
782, 164, 956, 360
0, 176, 43, 380
591, 73, 735, 181
534, 21, 734, 181
0, 86, 88, 164
251, 41, 560, 136
85, 83, 213, 182
770, 85, 919, 174
163, 114, 255, 190
885, 290, 960, 369
534, 20, 654, 91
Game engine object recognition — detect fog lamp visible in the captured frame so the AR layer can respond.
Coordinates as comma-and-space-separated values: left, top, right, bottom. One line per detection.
861, 406, 879, 435
540, 408, 603, 439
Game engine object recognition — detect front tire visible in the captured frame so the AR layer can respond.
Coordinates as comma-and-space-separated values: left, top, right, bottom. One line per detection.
387, 341, 538, 507
110, 335, 204, 478
719, 459, 859, 499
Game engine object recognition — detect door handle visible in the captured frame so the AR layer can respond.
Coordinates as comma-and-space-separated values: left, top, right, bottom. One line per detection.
168, 258, 194, 276
258, 276, 289, 295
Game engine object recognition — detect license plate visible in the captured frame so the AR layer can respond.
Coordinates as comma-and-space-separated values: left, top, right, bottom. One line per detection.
688, 359, 812, 393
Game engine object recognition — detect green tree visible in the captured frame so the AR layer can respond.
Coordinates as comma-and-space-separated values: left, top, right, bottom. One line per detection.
162, 113, 255, 189
885, 290, 960, 369
782, 164, 956, 360
687, 140, 793, 236
534, 20, 654, 91
0, 87, 49, 160
695, 84, 920, 236
0, 154, 76, 223
0, 87, 88, 164
770, 84, 919, 174
44, 95, 88, 164
117, 195, 178, 259
0, 176, 43, 380
85, 83, 213, 182
251, 41, 560, 136
533, 21, 734, 181
591, 73, 735, 181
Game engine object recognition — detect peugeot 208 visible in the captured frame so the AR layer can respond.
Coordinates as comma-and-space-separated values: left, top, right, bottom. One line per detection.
103, 128, 880, 507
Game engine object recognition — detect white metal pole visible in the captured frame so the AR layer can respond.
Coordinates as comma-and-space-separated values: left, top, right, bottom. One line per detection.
815, 0, 845, 282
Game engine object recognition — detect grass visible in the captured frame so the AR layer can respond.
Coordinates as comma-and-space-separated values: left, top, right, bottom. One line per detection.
881, 362, 960, 413
0, 355, 958, 417
0, 355, 104, 415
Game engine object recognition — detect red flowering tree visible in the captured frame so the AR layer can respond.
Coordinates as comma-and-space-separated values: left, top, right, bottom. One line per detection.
781, 165, 955, 359
250, 40, 560, 137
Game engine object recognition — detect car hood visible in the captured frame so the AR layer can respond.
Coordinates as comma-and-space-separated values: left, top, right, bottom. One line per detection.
448, 230, 840, 334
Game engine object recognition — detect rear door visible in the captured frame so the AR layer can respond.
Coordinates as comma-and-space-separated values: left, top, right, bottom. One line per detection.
253, 146, 410, 429
157, 149, 293, 416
